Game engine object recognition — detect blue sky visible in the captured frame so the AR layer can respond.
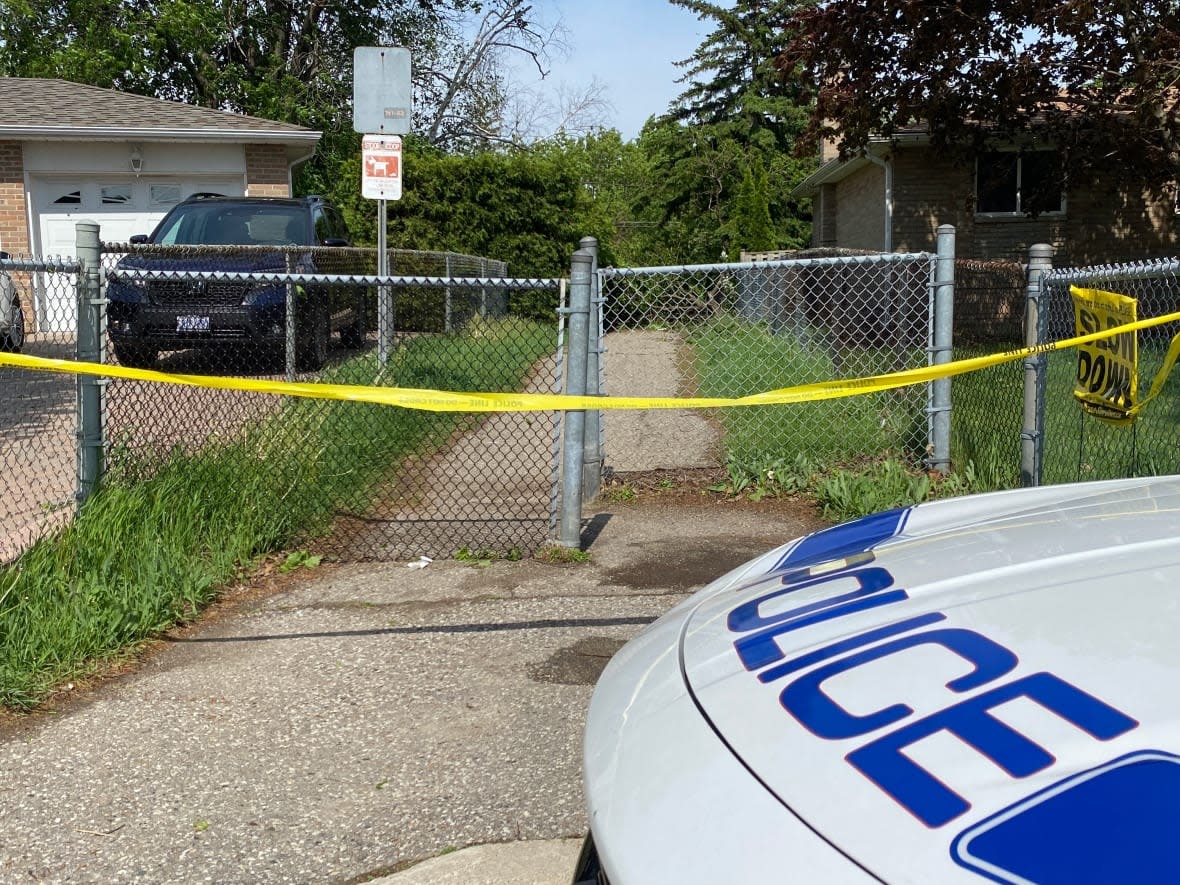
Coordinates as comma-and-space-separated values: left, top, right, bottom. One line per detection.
510, 0, 711, 140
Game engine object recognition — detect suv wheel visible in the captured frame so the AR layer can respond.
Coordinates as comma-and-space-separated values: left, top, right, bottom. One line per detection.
296, 301, 330, 371
113, 341, 158, 369
1, 300, 23, 353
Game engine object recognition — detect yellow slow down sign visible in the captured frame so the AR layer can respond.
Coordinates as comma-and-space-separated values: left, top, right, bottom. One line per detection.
1070, 286, 1180, 426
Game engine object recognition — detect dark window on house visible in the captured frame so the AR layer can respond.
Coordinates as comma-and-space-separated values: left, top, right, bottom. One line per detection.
976, 150, 1063, 215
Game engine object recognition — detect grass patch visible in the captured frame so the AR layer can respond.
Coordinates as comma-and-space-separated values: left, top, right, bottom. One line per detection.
0, 317, 555, 709
688, 317, 928, 463
533, 544, 592, 565
454, 546, 524, 566
951, 340, 1180, 488
683, 324, 1032, 518
708, 453, 998, 522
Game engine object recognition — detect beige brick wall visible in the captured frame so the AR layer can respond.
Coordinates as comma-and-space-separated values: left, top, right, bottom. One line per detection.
0, 141, 30, 256
836, 162, 886, 250
889, 150, 968, 256
888, 147, 1178, 266
244, 144, 291, 197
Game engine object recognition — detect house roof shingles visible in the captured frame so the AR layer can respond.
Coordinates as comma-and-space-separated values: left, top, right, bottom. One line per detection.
0, 78, 317, 141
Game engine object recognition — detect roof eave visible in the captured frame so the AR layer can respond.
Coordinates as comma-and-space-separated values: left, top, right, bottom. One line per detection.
0, 126, 320, 144
791, 132, 931, 198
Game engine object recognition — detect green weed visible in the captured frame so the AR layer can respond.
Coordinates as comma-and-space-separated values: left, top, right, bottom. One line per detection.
0, 318, 555, 710
454, 546, 523, 566
533, 545, 592, 565
280, 550, 323, 573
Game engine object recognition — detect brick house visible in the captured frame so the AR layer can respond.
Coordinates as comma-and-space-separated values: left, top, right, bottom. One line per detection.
0, 78, 319, 261
0, 78, 320, 334
792, 133, 1179, 267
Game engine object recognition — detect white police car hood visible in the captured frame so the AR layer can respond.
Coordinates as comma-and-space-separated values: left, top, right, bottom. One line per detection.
681, 476, 1180, 884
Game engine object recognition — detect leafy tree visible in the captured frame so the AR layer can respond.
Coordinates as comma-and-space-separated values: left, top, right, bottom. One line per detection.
784, 0, 1180, 190
333, 136, 611, 315
0, 1, 566, 190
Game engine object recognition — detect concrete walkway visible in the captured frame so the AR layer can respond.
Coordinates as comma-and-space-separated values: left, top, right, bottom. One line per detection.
601, 330, 719, 472
0, 500, 822, 883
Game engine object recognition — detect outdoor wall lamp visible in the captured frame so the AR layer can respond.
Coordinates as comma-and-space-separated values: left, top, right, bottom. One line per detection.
129, 146, 144, 176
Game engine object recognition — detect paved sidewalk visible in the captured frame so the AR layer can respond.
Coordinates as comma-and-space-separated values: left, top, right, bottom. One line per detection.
0, 498, 822, 883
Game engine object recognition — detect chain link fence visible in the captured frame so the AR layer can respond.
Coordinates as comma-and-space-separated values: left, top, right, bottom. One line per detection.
1037, 258, 1180, 485
1, 235, 564, 563
101, 242, 562, 560
0, 254, 83, 561
17, 222, 1180, 567
598, 251, 939, 479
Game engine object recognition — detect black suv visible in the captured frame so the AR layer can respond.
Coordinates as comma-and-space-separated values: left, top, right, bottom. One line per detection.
107, 195, 366, 370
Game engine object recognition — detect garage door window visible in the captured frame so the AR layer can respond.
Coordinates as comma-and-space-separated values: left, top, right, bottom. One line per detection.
101, 185, 133, 205
52, 189, 82, 205
149, 184, 182, 207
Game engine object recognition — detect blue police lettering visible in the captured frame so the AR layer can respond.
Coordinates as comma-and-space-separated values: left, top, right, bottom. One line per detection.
730, 564, 905, 671
727, 556, 1140, 827
779, 628, 1019, 740
847, 673, 1138, 827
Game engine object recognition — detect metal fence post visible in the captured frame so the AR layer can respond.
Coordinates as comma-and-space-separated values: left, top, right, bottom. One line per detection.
284, 250, 297, 382
1022, 243, 1054, 487
479, 257, 488, 318
559, 248, 593, 547
444, 253, 453, 333
580, 236, 603, 502
75, 221, 105, 507
929, 224, 955, 473
377, 199, 394, 371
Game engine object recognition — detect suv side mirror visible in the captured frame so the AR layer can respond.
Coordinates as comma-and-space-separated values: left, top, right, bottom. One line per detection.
129, 234, 150, 245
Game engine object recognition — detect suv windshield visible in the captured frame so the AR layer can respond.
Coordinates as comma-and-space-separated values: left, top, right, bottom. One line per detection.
153, 203, 311, 246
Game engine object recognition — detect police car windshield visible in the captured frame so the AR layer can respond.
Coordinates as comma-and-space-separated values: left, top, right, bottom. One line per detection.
153, 203, 310, 247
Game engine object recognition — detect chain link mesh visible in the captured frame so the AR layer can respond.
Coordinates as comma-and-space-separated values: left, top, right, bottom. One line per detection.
949, 259, 1028, 488
0, 254, 83, 560
1039, 259, 1180, 484
1, 241, 561, 564
599, 252, 936, 478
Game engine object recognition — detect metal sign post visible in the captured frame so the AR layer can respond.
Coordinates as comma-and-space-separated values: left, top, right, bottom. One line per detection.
354, 46, 411, 373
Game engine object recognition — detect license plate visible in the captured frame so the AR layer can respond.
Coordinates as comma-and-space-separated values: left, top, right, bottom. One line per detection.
177, 315, 210, 333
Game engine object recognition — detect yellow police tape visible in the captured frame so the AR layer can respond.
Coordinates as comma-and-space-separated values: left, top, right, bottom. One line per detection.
2, 310, 1180, 412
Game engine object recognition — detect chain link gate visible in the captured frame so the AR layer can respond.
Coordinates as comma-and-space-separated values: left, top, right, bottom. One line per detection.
596, 249, 942, 481
98, 241, 565, 560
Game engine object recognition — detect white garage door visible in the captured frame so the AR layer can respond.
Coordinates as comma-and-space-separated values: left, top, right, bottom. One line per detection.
33, 176, 244, 332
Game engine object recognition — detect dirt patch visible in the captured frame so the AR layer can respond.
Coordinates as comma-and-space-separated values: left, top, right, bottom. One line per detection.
528, 636, 627, 685
603, 535, 781, 591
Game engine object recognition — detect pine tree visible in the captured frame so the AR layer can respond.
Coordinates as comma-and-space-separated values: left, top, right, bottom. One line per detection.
669, 0, 812, 152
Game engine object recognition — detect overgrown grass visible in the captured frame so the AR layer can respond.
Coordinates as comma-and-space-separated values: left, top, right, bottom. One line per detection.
951, 341, 1180, 488
1039, 345, 1180, 483
708, 452, 998, 523
689, 322, 1023, 519
0, 317, 555, 709
688, 318, 928, 463
697, 326, 1180, 521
